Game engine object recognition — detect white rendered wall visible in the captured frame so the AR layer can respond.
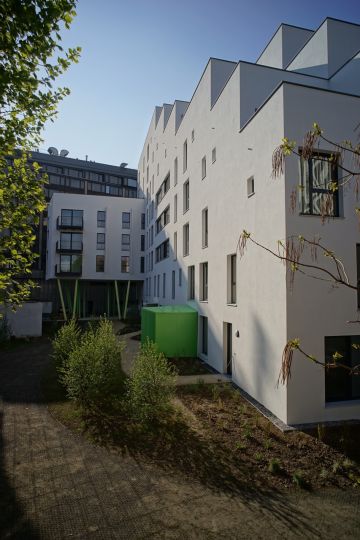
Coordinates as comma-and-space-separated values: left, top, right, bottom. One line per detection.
46, 193, 145, 281
257, 24, 314, 69
283, 84, 360, 424
139, 61, 289, 424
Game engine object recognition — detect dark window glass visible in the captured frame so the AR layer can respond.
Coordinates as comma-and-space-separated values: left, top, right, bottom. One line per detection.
325, 336, 360, 402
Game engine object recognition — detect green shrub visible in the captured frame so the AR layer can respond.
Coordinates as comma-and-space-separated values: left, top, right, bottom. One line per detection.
292, 470, 308, 489
268, 458, 281, 475
60, 318, 125, 411
127, 338, 177, 422
52, 319, 81, 373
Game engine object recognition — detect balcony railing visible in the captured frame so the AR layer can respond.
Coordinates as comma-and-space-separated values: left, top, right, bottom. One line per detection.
56, 216, 83, 230
56, 240, 83, 253
55, 264, 82, 277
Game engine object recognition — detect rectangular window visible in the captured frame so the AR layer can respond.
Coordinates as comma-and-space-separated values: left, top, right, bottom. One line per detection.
300, 152, 339, 216
141, 235, 145, 251
325, 336, 360, 402
141, 213, 145, 229
59, 254, 82, 274
140, 256, 144, 273
183, 139, 188, 173
96, 255, 104, 272
200, 262, 208, 301
155, 205, 170, 234
96, 232, 105, 250
202, 208, 208, 248
122, 212, 131, 229
121, 256, 130, 273
174, 194, 178, 223
179, 268, 182, 287
157, 274, 160, 297
162, 273, 166, 298
212, 147, 216, 163
122, 234, 130, 251
97, 210, 106, 228
227, 254, 237, 304
200, 316, 208, 355
155, 174, 170, 206
188, 265, 195, 300
183, 223, 189, 256
174, 231, 177, 260
183, 179, 189, 213
155, 239, 170, 262
60, 232, 82, 251
247, 176, 255, 197
201, 156, 206, 179
60, 209, 83, 228
154, 276, 156, 296
191, 129, 195, 142
172, 270, 175, 299
174, 157, 178, 185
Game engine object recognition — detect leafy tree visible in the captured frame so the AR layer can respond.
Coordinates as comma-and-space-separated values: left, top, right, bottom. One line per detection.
0, 0, 81, 307
238, 123, 360, 382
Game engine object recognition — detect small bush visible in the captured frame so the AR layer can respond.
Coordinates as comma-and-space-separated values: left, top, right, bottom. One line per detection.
268, 458, 281, 475
61, 318, 125, 411
52, 319, 81, 373
293, 470, 309, 489
127, 338, 177, 423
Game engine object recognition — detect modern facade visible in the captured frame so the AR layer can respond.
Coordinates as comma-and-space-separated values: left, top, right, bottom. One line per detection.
28, 150, 143, 318
137, 17, 360, 425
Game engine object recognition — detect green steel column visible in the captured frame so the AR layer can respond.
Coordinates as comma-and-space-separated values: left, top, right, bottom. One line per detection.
72, 279, 79, 319
123, 280, 130, 320
57, 278, 67, 321
114, 280, 121, 320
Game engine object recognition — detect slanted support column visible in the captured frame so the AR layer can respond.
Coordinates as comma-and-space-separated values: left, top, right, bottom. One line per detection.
123, 280, 130, 320
114, 280, 121, 321
72, 279, 79, 319
57, 278, 67, 321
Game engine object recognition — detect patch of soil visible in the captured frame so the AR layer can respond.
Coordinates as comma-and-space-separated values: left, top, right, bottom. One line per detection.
167, 356, 214, 375
176, 384, 360, 491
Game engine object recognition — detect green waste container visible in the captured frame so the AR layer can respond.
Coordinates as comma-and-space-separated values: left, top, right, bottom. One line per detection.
141, 305, 198, 357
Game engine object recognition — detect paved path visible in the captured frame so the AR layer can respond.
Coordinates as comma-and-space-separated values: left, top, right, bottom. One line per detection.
0, 340, 360, 539
120, 333, 231, 386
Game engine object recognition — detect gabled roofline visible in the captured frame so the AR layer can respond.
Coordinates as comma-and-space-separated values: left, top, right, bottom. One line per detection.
239, 80, 360, 134
255, 22, 314, 65
284, 16, 360, 71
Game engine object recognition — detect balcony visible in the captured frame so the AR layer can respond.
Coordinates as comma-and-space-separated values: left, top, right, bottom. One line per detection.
56, 240, 83, 253
56, 216, 83, 230
55, 264, 82, 277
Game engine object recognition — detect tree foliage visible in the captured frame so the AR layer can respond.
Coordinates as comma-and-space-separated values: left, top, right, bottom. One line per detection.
0, 0, 81, 307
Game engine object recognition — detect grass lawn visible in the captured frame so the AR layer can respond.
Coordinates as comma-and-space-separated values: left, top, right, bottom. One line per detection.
42, 359, 360, 493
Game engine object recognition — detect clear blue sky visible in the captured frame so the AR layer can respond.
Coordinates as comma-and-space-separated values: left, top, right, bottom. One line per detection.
41, 0, 360, 169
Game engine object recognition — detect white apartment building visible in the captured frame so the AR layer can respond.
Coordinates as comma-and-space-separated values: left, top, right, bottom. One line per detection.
46, 193, 145, 319
138, 17, 360, 426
